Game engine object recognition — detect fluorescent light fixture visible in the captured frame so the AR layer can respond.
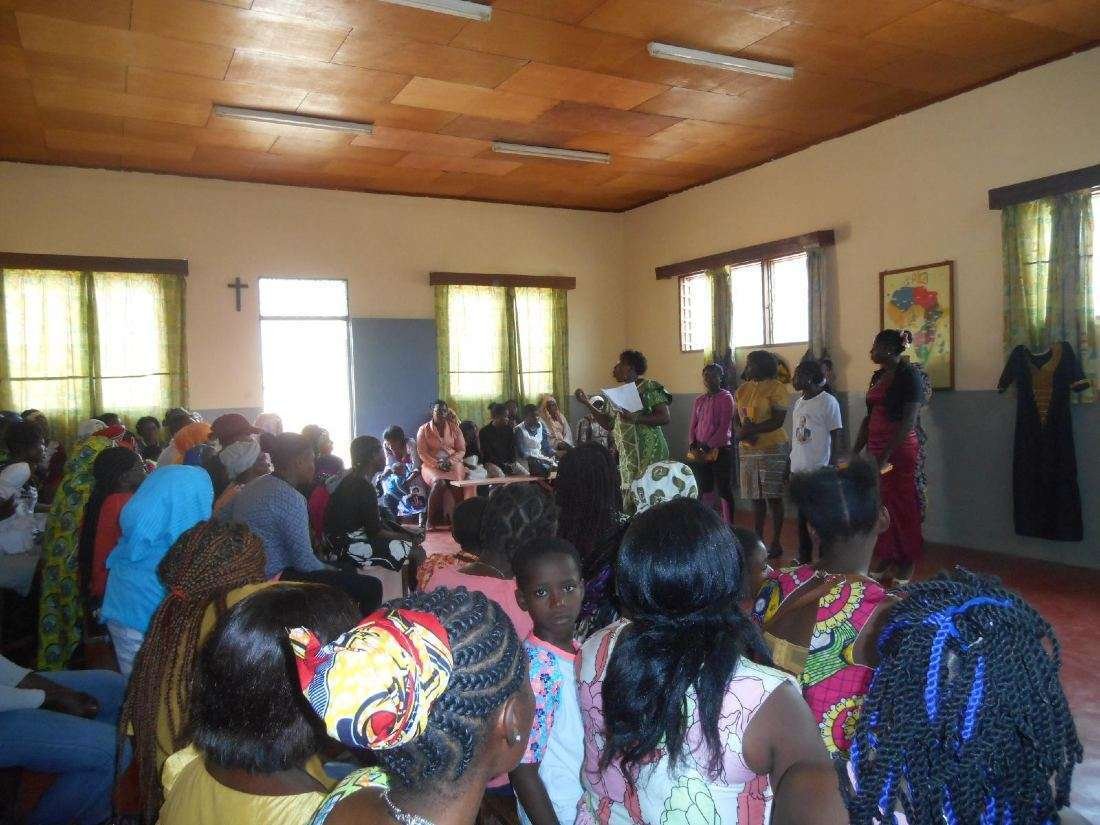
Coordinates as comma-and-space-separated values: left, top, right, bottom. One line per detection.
491, 142, 611, 164
212, 105, 374, 134
377, 0, 491, 21
647, 42, 795, 80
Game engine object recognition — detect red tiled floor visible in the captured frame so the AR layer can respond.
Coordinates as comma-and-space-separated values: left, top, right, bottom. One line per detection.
427, 520, 1100, 817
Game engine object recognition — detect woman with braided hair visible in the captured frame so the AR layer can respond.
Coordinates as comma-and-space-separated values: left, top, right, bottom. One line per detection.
844, 569, 1085, 825
578, 499, 842, 825
426, 482, 560, 643
78, 446, 146, 607
118, 520, 269, 820
295, 586, 535, 825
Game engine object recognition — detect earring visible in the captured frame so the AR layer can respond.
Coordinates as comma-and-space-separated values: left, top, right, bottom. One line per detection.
511, 732, 522, 744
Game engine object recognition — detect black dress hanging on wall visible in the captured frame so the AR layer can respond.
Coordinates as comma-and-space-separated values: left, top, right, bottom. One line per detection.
997, 342, 1090, 541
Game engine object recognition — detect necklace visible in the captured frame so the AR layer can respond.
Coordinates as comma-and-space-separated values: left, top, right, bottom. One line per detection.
382, 791, 435, 825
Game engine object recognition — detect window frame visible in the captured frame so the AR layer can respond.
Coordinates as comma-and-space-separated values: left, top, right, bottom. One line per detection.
679, 253, 810, 351
678, 271, 709, 353
257, 276, 355, 445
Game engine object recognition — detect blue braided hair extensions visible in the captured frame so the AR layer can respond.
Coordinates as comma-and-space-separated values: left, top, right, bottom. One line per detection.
842, 570, 1082, 825
961, 655, 986, 744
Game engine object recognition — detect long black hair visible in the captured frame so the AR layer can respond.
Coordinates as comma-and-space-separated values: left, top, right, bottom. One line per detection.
601, 498, 771, 780
555, 442, 622, 569
844, 569, 1082, 825
77, 447, 143, 591
190, 584, 359, 775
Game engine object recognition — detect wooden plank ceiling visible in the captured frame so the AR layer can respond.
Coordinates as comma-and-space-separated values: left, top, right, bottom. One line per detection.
0, 0, 1097, 211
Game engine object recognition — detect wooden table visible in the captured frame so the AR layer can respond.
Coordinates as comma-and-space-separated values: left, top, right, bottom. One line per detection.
448, 475, 545, 502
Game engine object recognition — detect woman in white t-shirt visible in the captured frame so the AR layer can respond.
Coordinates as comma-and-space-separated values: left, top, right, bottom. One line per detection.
790, 360, 843, 563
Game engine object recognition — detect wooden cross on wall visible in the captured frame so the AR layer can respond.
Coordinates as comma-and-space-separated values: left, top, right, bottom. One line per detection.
228, 276, 248, 311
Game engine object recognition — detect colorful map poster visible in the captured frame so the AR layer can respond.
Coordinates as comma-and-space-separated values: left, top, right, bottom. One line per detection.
880, 260, 955, 389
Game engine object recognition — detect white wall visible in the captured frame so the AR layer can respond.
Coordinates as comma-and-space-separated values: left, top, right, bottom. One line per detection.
0, 162, 626, 410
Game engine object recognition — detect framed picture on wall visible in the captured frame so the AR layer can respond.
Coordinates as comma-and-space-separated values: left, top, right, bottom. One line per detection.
880, 260, 955, 390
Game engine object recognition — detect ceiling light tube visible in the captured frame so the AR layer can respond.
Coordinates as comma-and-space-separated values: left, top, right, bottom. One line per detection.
377, 0, 491, 21
491, 142, 611, 164
213, 105, 374, 134
647, 42, 795, 80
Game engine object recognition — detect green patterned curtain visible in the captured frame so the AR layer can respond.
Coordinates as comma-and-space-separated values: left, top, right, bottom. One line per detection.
435, 283, 569, 425
705, 266, 735, 387
0, 267, 189, 444
804, 245, 829, 362
1003, 191, 1094, 403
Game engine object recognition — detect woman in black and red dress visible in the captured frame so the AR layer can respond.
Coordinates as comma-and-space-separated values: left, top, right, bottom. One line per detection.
852, 329, 923, 583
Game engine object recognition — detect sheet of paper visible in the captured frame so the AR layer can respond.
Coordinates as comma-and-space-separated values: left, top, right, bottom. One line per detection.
601, 382, 643, 414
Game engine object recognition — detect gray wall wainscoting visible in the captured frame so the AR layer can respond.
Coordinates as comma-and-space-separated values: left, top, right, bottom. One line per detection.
661, 389, 1099, 571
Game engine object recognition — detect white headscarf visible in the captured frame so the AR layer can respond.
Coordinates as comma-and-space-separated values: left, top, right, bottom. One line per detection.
76, 419, 105, 439
0, 462, 31, 501
631, 461, 699, 513
219, 438, 262, 481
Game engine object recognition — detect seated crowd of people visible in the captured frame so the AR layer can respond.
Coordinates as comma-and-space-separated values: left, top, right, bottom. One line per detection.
0, 391, 1087, 825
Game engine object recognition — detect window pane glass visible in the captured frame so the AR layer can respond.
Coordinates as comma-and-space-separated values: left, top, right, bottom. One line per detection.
514, 287, 554, 400
259, 278, 348, 317
261, 318, 352, 460
448, 285, 505, 400
679, 273, 711, 352
2, 269, 92, 433
770, 253, 809, 344
95, 272, 172, 418
1093, 192, 1099, 315
731, 262, 764, 347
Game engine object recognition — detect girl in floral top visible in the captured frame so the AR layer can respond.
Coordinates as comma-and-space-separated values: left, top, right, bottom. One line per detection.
577, 499, 841, 825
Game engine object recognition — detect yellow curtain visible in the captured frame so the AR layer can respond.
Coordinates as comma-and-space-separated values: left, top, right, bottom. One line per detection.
435, 283, 569, 425
0, 267, 188, 443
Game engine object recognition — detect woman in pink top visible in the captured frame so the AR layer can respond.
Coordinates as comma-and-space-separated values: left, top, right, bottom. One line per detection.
425, 483, 561, 653
416, 399, 467, 529
687, 363, 736, 521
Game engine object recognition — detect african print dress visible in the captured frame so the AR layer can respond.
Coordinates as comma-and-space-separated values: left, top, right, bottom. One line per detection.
37, 435, 113, 669
611, 378, 672, 509
753, 565, 889, 756
998, 342, 1090, 541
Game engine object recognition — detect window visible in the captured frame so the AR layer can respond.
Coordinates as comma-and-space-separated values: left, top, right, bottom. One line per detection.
436, 281, 569, 424
678, 253, 810, 351
1093, 190, 1099, 316
259, 278, 352, 460
679, 272, 711, 352
0, 262, 186, 441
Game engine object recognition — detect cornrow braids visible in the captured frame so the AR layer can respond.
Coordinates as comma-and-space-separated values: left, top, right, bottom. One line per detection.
478, 482, 559, 563
555, 442, 623, 569
77, 447, 143, 592
117, 520, 266, 823
843, 569, 1082, 825
375, 587, 526, 790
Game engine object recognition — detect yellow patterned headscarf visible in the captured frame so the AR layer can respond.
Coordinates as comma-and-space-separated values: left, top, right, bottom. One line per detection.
289, 608, 453, 750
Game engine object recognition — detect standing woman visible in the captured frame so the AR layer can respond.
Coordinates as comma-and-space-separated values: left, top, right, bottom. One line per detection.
574, 349, 671, 511
852, 329, 923, 583
416, 400, 466, 529
36, 426, 118, 669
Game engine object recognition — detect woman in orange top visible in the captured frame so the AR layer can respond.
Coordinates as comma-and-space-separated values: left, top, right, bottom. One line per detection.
78, 447, 147, 606
416, 400, 466, 529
